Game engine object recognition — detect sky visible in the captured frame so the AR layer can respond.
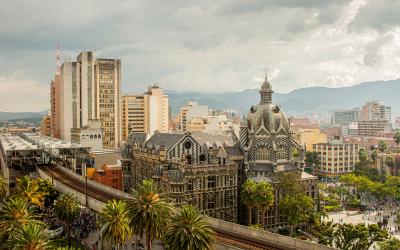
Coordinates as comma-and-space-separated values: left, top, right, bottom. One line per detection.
1, 0, 400, 112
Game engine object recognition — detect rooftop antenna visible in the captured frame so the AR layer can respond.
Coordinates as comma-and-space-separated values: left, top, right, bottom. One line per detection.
56, 42, 61, 75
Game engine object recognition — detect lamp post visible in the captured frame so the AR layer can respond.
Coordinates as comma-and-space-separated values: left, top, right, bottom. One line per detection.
82, 160, 88, 206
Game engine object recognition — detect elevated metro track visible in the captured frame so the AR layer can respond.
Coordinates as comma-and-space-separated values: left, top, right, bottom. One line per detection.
39, 166, 333, 250
39, 165, 284, 250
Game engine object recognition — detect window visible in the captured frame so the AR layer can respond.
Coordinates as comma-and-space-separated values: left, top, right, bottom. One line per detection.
276, 147, 286, 160
184, 141, 192, 149
208, 176, 216, 189
199, 154, 206, 162
255, 147, 270, 160
207, 196, 215, 209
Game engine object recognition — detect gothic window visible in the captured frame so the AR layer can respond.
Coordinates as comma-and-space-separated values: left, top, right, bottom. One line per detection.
255, 147, 270, 160
207, 195, 215, 209
199, 154, 206, 162
277, 146, 287, 160
208, 176, 216, 189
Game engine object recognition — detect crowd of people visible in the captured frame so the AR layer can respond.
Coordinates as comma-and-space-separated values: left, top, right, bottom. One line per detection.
71, 210, 97, 240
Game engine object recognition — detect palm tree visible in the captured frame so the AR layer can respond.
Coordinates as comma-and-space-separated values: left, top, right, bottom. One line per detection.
164, 205, 215, 250
254, 182, 274, 225
17, 175, 46, 207
127, 179, 173, 250
0, 176, 7, 200
98, 200, 131, 249
54, 193, 81, 241
0, 196, 42, 240
9, 223, 54, 250
241, 179, 257, 225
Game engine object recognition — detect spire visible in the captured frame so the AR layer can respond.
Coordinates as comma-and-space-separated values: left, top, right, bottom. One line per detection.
56, 43, 61, 76
259, 71, 273, 104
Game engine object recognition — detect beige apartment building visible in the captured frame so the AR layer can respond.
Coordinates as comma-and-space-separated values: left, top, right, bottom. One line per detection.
95, 58, 122, 149
122, 95, 147, 141
40, 115, 51, 137
357, 120, 390, 137
122, 85, 168, 140
57, 51, 121, 149
313, 141, 359, 181
50, 75, 61, 139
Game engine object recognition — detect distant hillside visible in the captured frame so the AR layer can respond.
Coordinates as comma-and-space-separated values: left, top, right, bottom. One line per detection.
0, 110, 48, 122
168, 79, 400, 115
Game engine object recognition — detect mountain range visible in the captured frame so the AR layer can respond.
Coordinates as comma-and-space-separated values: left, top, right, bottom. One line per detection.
1, 79, 399, 121
167, 79, 400, 116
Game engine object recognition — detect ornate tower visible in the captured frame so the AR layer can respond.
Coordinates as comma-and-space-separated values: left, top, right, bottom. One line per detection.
239, 116, 248, 150
259, 73, 273, 104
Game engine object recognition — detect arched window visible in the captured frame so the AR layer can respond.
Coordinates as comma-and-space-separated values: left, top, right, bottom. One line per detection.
277, 146, 287, 160
98, 134, 101, 138
90, 135, 93, 139
255, 147, 270, 160
199, 154, 206, 162
94, 135, 97, 139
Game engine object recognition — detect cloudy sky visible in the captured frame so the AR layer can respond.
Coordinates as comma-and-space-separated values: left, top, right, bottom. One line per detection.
1, 0, 400, 112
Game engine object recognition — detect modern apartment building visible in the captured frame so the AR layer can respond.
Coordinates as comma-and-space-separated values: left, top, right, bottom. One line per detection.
361, 101, 391, 122
71, 119, 103, 151
357, 120, 391, 137
332, 109, 361, 126
57, 51, 121, 149
122, 95, 147, 141
50, 75, 61, 138
313, 141, 359, 181
122, 85, 168, 140
40, 115, 51, 137
95, 58, 122, 149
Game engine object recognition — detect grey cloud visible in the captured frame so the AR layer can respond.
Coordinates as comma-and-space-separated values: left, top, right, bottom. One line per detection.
349, 0, 400, 33
363, 33, 393, 67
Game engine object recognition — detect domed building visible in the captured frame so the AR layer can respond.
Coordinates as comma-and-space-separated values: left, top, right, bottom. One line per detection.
239, 74, 305, 176
239, 74, 317, 229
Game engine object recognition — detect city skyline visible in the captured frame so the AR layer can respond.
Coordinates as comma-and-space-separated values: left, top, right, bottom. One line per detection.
1, 0, 400, 112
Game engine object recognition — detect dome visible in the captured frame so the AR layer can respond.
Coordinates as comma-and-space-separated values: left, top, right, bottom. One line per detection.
247, 103, 290, 133
246, 73, 290, 133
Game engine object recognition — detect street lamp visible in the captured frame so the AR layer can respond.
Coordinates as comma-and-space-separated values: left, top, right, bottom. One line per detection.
82, 160, 88, 206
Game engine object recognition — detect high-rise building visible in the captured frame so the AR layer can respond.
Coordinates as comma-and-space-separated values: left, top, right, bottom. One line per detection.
50, 45, 62, 139
58, 51, 121, 149
122, 95, 147, 141
40, 115, 51, 137
143, 85, 169, 135
95, 58, 122, 149
121, 86, 169, 140
361, 101, 391, 122
332, 109, 361, 126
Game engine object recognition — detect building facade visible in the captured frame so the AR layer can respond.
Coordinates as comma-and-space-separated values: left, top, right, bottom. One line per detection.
313, 141, 359, 181
361, 101, 391, 122
57, 51, 121, 149
177, 101, 208, 132
122, 131, 240, 223
71, 119, 103, 151
40, 115, 52, 137
238, 74, 317, 229
122, 95, 147, 141
332, 109, 361, 126
50, 75, 61, 139
357, 120, 391, 137
95, 58, 122, 149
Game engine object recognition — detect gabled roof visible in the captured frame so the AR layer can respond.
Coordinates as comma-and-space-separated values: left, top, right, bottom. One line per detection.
224, 146, 242, 156
129, 132, 148, 145
144, 133, 185, 152
190, 131, 238, 147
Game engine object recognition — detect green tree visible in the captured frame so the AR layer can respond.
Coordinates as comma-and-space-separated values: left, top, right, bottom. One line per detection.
334, 223, 388, 250
54, 193, 81, 242
0, 196, 42, 241
241, 179, 257, 225
358, 148, 368, 171
17, 176, 46, 207
254, 182, 274, 224
279, 194, 314, 236
379, 140, 388, 152
379, 237, 400, 250
0, 176, 7, 200
394, 131, 400, 146
9, 223, 54, 250
98, 200, 131, 249
310, 221, 335, 247
164, 205, 215, 250
371, 150, 378, 163
385, 156, 396, 175
36, 178, 59, 208
127, 179, 173, 250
